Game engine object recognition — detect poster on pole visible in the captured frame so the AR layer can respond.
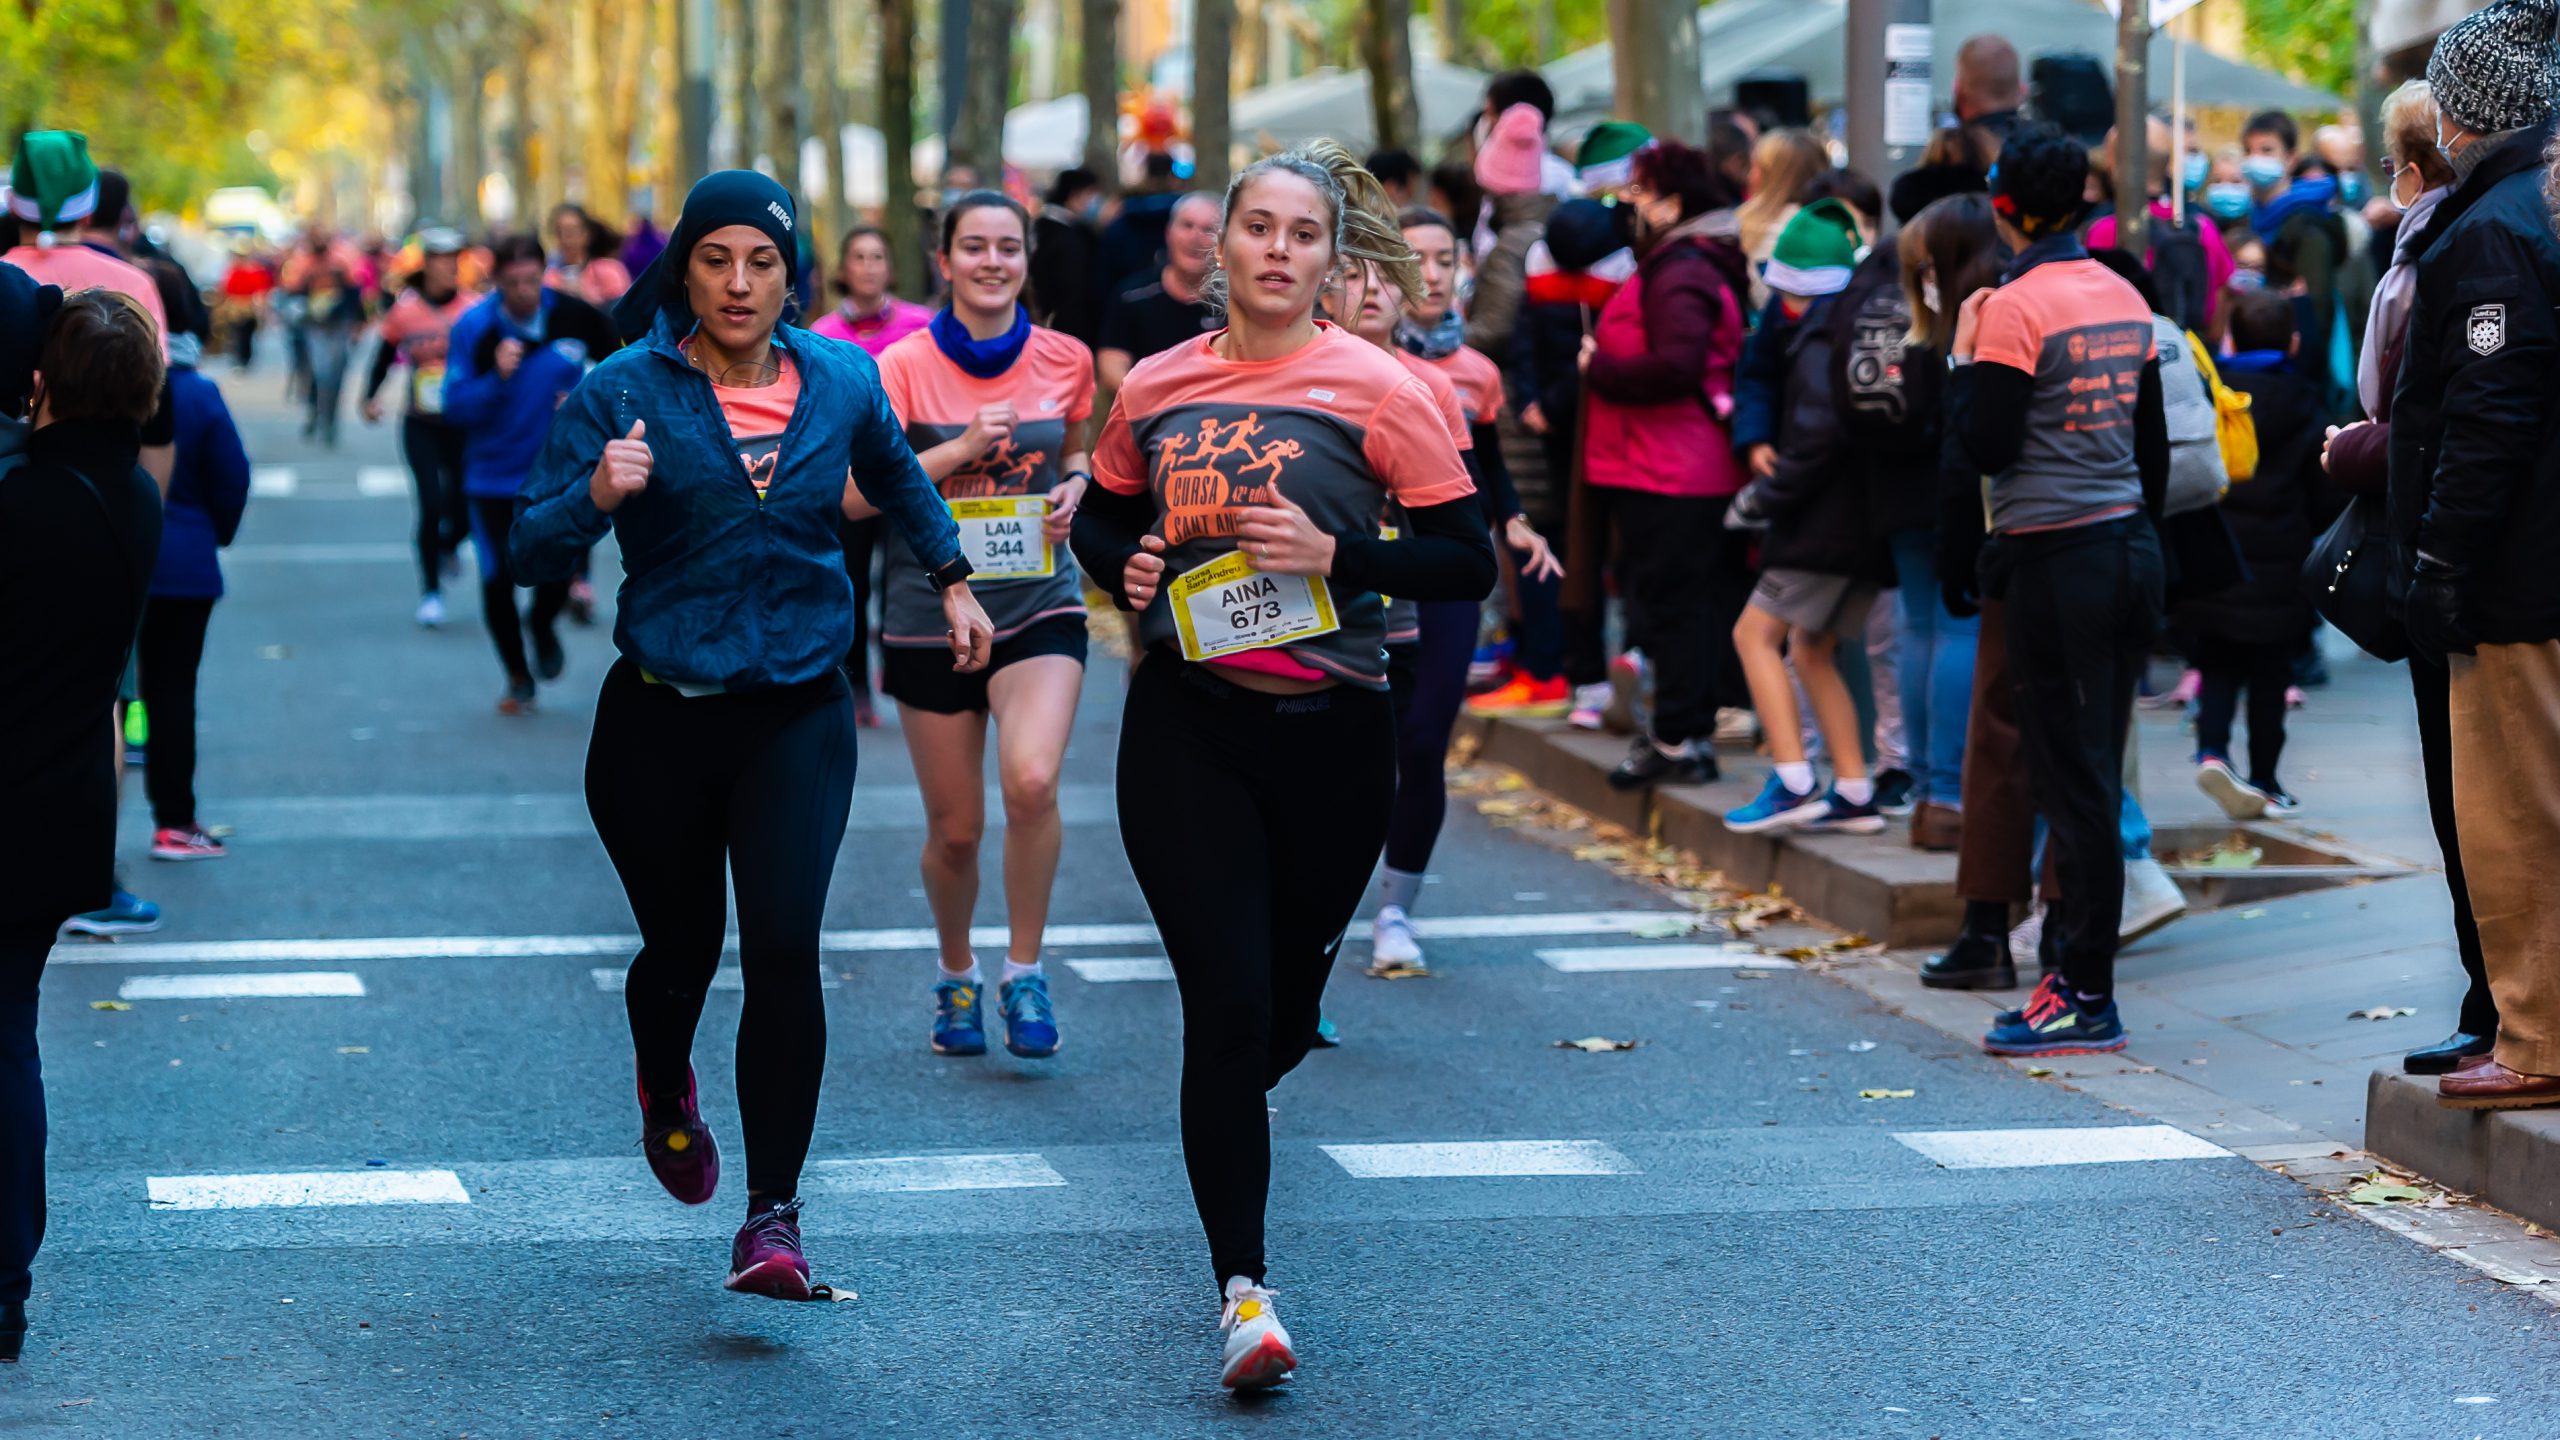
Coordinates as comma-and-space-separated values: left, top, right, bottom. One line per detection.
1884, 23, 1934, 148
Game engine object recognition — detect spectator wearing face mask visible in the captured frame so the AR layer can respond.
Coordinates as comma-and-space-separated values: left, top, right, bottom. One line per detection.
2240, 111, 2350, 413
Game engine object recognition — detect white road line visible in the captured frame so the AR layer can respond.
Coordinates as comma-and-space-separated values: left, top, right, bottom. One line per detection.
117, 972, 366, 1001
129, 787, 1116, 840
1320, 1140, 1636, 1179
52, 911, 1681, 967
1063, 957, 1175, 983
1537, 944, 1790, 973
806, 1153, 1066, 1192
223, 542, 417, 564
248, 464, 298, 496
147, 1169, 470, 1211
586, 966, 837, 993
1893, 1125, 2232, 1170
356, 465, 409, 496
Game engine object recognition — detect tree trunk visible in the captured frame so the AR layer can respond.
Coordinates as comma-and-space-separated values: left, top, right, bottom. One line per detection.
2113, 0, 2148, 253
1191, 0, 1232, 191
598, 0, 651, 218
657, 0, 689, 212
1604, 0, 1702, 145
717, 0, 750, 169
757, 0, 800, 180
950, 0, 1017, 174
1360, 0, 1418, 153
447, 57, 486, 225
499, 48, 533, 230
804, 0, 846, 245
1079, 0, 1120, 190
1236, 0, 1264, 93
572, 0, 607, 204
1434, 0, 1463, 64
879, 0, 924, 294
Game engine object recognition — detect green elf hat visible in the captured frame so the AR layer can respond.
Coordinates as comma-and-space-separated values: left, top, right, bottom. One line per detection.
1762, 198, 1867, 299
1575, 121, 1652, 192
5, 131, 100, 231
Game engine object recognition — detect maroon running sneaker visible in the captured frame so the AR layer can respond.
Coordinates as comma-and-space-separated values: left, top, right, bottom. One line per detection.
637, 1064, 720, 1206
725, 1199, 812, 1300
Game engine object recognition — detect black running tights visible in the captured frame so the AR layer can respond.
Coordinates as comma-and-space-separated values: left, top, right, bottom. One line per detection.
587, 660, 857, 1200
1116, 658, 1395, 1290
470, 497, 569, 684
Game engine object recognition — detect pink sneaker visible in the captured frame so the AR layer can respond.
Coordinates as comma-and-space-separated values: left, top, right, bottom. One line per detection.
638, 1064, 720, 1206
150, 826, 227, 861
2285, 685, 2307, 710
725, 1199, 812, 1300
2141, 668, 2201, 710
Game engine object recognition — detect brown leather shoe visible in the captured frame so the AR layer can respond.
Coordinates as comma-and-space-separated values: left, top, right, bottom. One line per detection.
2438, 1057, 2560, 1110
1909, 801, 1962, 852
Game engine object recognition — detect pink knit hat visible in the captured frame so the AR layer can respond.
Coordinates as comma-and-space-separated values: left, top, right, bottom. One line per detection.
1473, 103, 1547, 197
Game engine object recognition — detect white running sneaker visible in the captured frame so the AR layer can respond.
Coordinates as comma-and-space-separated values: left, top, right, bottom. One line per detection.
415, 593, 447, 628
2008, 903, 2046, 970
2120, 856, 2188, 943
1567, 682, 1612, 731
1369, 906, 1424, 973
1218, 1276, 1296, 1390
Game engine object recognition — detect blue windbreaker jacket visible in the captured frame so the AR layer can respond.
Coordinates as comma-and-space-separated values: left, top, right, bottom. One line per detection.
511, 315, 963, 692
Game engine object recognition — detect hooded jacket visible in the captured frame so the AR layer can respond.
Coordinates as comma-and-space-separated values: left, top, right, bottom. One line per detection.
1581, 210, 1751, 499
2386, 121, 2560, 644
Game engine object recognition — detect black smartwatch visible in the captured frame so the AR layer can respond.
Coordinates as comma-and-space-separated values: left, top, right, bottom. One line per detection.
1061, 468, 1094, 487
927, 555, 975, 592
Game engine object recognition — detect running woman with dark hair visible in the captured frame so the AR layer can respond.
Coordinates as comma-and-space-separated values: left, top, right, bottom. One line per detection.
1071, 142, 1495, 1390
513, 170, 995, 1301
855, 190, 1096, 1061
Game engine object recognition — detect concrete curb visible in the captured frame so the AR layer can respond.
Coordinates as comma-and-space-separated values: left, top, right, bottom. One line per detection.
2366, 1067, 2560, 1234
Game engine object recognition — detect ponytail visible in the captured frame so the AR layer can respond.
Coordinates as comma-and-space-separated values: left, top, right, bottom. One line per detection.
1205, 140, 1424, 314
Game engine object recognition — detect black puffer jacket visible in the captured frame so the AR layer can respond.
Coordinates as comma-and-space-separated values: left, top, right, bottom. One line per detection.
2172, 363, 2329, 645
1830, 245, 1942, 538
2387, 121, 2560, 645
1750, 294, 1886, 580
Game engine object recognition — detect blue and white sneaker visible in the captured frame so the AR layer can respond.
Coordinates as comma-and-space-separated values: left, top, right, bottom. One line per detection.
931, 977, 988, 1056
1981, 975, 2128, 1056
1800, 789, 1886, 835
60, 889, 162, 937
1723, 772, 1825, 834
999, 972, 1060, 1059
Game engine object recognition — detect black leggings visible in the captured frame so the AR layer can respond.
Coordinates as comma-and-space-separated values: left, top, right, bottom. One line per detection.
587, 660, 857, 1200
1385, 599, 1476, 874
1116, 657, 1395, 1288
402, 416, 468, 596
470, 497, 569, 684
136, 596, 215, 831
2192, 633, 2292, 791
1, 921, 52, 1311
840, 515, 882, 693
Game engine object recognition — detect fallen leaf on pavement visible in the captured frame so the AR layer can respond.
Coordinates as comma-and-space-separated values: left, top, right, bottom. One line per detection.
89, 1000, 131, 1012
1858, 1088, 1916, 1100
1629, 915, 1702, 940
2238, 907, 2270, 919
2347, 1006, 2417, 1021
1573, 844, 1631, 863
2026, 1066, 2054, 1077
2345, 1181, 2432, 1205
1475, 797, 1536, 818
1364, 961, 1433, 980
2202, 846, 2263, 870
1554, 1036, 1641, 1053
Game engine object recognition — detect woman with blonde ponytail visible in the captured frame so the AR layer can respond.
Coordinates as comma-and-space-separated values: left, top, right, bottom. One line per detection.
1070, 142, 1495, 1392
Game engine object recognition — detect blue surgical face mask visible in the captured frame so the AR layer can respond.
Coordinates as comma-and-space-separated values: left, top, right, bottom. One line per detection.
2240, 154, 2287, 189
2181, 152, 2210, 192
2339, 171, 2369, 205
2204, 182, 2252, 219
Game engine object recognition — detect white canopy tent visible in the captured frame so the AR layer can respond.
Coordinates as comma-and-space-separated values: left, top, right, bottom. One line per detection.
1231, 57, 1494, 152
1544, 0, 2343, 121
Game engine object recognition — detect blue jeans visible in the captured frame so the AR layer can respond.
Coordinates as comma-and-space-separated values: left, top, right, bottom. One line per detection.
1888, 527, 1980, 807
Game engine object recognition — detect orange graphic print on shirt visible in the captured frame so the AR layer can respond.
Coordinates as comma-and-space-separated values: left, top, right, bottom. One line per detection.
946, 431, 1052, 498
1153, 412, 1310, 545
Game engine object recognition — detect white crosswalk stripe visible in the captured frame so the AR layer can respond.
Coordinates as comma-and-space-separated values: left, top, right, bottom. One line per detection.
355, 465, 409, 495
1321, 1140, 1636, 1179
147, 1169, 470, 1211
1063, 957, 1175, 982
1893, 1125, 2233, 1170
1537, 944, 1791, 973
118, 972, 366, 1001
248, 464, 298, 496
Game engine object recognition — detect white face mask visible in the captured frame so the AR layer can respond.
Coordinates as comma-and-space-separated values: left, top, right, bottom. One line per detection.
2436, 113, 2466, 163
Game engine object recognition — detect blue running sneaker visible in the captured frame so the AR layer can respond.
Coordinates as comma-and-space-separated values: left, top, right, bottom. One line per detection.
1800, 789, 1886, 835
60, 889, 162, 937
931, 978, 988, 1056
999, 972, 1060, 1059
1311, 1014, 1341, 1048
1723, 772, 1823, 834
1982, 975, 2128, 1057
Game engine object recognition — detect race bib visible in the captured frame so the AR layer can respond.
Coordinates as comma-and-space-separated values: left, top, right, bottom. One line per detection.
413, 363, 446, 416
1168, 550, 1339, 663
950, 496, 1053, 581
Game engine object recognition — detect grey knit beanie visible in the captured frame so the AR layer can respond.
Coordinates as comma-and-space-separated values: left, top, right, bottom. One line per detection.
2428, 0, 2560, 135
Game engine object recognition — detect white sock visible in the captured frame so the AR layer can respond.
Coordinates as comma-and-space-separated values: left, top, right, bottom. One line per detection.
1775, 760, 1815, 793
1835, 776, 1875, 805
1650, 736, 1695, 759
940, 961, 982, 985
1002, 959, 1042, 984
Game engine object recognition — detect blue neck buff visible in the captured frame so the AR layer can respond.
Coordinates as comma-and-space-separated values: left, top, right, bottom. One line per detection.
930, 303, 1032, 379
1396, 308, 1466, 361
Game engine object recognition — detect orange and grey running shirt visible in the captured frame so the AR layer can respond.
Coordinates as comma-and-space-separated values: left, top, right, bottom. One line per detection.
1416, 343, 1505, 425
1969, 257, 2156, 533
1094, 322, 1475, 687
1384, 350, 1473, 646
874, 326, 1096, 645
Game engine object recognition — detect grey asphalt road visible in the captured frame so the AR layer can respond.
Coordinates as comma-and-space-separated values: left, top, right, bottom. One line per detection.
5, 354, 2556, 1439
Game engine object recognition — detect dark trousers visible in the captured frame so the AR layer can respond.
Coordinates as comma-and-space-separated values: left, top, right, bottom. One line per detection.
1562, 482, 1623, 690
587, 661, 857, 1200
1385, 600, 1478, 873
1116, 659, 1394, 1289
1, 921, 55, 1310
1992, 517, 2163, 998
401, 415, 469, 596
136, 596, 216, 831
1609, 491, 1754, 746
2193, 633, 2293, 790
2414, 657, 2498, 1035
839, 515, 883, 694
469, 497, 569, 685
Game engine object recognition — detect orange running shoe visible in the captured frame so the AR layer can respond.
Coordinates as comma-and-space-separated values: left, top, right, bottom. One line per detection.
1465, 672, 1570, 718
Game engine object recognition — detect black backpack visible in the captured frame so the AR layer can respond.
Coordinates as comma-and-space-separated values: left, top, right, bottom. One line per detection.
1831, 250, 1938, 459
2149, 213, 2214, 337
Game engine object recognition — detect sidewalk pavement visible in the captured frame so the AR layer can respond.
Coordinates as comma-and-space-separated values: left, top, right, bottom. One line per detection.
1460, 633, 2560, 1293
